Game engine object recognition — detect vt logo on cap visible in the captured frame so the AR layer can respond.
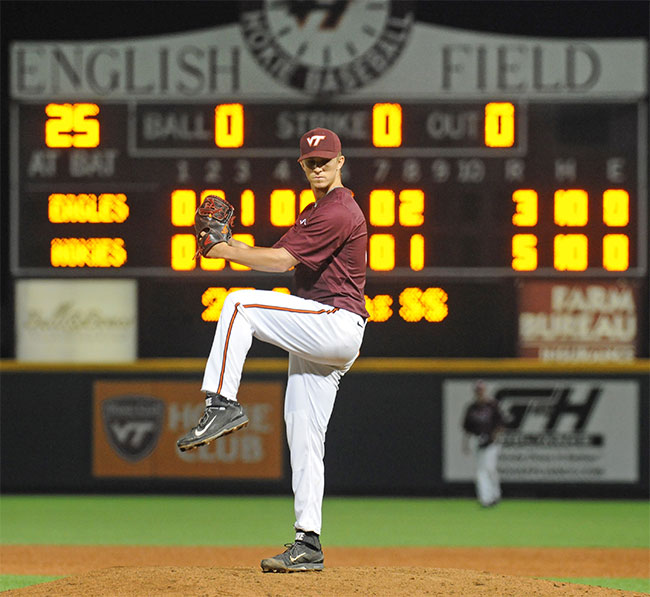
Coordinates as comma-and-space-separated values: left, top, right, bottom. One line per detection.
298, 128, 341, 162
307, 134, 326, 147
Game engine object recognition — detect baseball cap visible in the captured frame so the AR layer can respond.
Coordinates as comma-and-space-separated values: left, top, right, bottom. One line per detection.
298, 128, 341, 162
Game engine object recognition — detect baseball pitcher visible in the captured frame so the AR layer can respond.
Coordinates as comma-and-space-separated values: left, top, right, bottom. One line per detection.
177, 127, 368, 572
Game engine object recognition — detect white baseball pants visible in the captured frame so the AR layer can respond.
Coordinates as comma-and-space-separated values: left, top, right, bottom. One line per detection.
202, 289, 366, 535
476, 443, 502, 506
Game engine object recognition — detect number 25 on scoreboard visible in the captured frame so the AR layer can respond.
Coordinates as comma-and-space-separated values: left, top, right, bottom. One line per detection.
45, 103, 100, 148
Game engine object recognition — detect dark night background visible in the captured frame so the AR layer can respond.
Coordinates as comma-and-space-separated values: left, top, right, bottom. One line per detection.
1, 1, 648, 358
3, 1, 649, 41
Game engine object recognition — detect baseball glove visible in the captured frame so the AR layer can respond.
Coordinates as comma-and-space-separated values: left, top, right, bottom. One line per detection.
194, 195, 235, 258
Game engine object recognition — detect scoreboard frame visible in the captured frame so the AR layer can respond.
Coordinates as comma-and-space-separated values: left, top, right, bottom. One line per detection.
9, 98, 648, 280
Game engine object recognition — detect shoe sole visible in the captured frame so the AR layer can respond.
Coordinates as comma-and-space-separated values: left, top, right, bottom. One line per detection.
260, 561, 324, 573
177, 416, 249, 452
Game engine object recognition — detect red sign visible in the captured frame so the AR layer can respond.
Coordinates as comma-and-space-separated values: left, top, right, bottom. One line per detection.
93, 380, 285, 479
518, 280, 639, 361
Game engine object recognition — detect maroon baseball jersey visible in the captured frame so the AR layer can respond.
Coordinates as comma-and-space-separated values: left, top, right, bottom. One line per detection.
463, 400, 505, 448
274, 187, 368, 319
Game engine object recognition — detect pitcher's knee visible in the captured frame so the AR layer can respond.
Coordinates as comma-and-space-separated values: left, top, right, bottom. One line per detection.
224, 289, 256, 310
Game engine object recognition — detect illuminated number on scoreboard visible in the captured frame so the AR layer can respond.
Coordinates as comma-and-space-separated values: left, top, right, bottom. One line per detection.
214, 103, 244, 148
200, 252, 226, 271
201, 286, 448, 324
512, 190, 538, 227
45, 103, 100, 148
270, 189, 297, 226
171, 234, 198, 271
299, 189, 315, 212
603, 189, 630, 226
484, 102, 515, 148
202, 287, 230, 321
369, 190, 396, 226
365, 294, 394, 322
371, 102, 516, 149
511, 188, 630, 271
369, 234, 395, 271
170, 188, 318, 271
170, 189, 229, 271
201, 286, 291, 321
368, 189, 425, 271
240, 189, 256, 226
170, 190, 197, 227
372, 103, 402, 147
511, 234, 538, 271
229, 234, 254, 271
554, 234, 588, 271
554, 189, 589, 226
399, 189, 424, 226
602, 234, 629, 271
399, 287, 449, 322
365, 288, 449, 323
410, 234, 425, 271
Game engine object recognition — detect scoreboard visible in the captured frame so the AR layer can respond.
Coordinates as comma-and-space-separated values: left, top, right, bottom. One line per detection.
12, 99, 644, 278
7, 13, 648, 358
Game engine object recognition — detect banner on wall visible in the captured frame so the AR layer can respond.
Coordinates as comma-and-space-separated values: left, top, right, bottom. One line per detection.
517, 280, 639, 361
93, 380, 285, 480
15, 279, 137, 362
442, 378, 639, 483
11, 8, 646, 99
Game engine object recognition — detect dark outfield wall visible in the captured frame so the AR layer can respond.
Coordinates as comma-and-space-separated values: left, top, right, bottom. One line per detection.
1, 359, 648, 498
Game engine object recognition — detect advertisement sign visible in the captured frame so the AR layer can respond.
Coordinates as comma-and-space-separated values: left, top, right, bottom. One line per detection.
518, 280, 639, 361
11, 11, 646, 99
93, 380, 285, 479
443, 379, 639, 483
15, 279, 137, 362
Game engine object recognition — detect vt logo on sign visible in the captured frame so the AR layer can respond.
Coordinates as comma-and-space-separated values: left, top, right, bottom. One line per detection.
101, 395, 165, 462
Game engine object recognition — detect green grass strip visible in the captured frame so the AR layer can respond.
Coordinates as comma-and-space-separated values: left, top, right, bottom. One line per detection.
324, 497, 650, 547
0, 575, 647, 594
0, 575, 61, 592
547, 577, 650, 594
1, 496, 648, 547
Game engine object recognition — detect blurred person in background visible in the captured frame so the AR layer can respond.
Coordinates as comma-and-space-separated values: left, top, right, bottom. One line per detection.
462, 380, 506, 507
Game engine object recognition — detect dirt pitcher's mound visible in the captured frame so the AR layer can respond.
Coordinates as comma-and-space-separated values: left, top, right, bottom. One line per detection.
4, 566, 647, 597
3, 545, 646, 578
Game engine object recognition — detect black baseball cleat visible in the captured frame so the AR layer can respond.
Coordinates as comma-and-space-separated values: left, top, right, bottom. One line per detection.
261, 532, 324, 572
177, 393, 249, 452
